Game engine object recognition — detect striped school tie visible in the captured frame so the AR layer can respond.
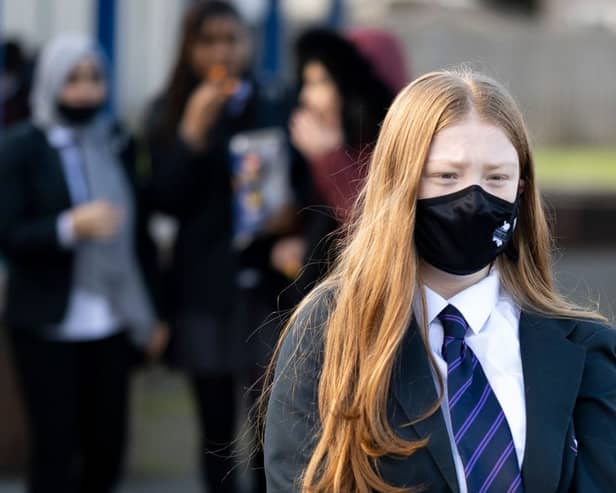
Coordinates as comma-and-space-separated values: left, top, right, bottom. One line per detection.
438, 304, 523, 493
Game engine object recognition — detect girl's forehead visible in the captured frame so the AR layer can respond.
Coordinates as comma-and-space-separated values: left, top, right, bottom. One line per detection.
427, 118, 518, 167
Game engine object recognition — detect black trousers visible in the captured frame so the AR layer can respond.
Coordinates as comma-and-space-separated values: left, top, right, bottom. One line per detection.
191, 374, 237, 493
191, 373, 267, 493
10, 330, 131, 493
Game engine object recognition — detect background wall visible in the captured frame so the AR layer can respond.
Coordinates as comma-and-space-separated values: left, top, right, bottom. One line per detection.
3, 0, 616, 143
379, 6, 616, 145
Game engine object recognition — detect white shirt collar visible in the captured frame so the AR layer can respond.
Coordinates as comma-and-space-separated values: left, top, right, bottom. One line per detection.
414, 268, 501, 335
47, 125, 76, 148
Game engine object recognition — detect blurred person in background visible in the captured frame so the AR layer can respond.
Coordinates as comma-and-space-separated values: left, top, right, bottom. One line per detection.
0, 39, 33, 127
144, 2, 293, 491
271, 27, 407, 297
0, 34, 167, 493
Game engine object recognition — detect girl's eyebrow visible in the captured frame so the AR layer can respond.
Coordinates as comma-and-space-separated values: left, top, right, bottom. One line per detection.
426, 159, 517, 169
425, 159, 468, 167
483, 162, 518, 170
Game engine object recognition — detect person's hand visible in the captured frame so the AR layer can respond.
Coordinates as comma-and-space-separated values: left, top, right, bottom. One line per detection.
290, 108, 343, 161
179, 74, 237, 150
271, 236, 306, 279
70, 200, 123, 241
144, 322, 170, 362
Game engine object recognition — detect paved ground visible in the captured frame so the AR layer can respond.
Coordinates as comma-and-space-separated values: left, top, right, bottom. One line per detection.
1, 247, 614, 493
0, 478, 203, 493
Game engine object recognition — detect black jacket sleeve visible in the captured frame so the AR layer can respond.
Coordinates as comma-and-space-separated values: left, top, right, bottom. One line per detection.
264, 293, 331, 492
572, 323, 616, 491
146, 134, 215, 217
115, 128, 166, 321
142, 98, 217, 218
0, 126, 66, 260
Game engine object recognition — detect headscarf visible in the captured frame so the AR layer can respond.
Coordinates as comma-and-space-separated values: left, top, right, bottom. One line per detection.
31, 33, 105, 128
31, 33, 155, 346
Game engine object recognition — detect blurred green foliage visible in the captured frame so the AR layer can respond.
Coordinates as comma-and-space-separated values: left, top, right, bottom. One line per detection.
535, 148, 616, 190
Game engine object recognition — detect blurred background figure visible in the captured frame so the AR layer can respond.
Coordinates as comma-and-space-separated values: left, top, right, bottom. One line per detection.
0, 34, 167, 493
0, 39, 33, 128
144, 2, 293, 491
271, 27, 405, 297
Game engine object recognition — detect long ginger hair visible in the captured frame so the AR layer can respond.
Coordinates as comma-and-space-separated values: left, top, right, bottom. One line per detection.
263, 68, 606, 493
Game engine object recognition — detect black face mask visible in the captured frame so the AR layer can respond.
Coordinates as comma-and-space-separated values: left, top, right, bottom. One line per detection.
414, 185, 519, 276
56, 102, 102, 125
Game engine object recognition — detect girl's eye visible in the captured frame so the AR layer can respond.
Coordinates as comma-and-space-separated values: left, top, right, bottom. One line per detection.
439, 173, 458, 180
488, 175, 508, 181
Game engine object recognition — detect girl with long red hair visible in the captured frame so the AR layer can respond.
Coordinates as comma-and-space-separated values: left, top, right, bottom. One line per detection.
263, 69, 616, 492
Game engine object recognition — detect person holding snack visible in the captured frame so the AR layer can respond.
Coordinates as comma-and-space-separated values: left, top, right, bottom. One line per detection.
144, 2, 293, 492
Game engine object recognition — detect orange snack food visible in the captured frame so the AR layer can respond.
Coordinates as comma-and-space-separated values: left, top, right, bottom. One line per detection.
208, 64, 227, 82
208, 64, 239, 96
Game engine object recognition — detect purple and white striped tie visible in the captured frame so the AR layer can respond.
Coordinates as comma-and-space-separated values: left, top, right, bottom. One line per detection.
438, 304, 523, 493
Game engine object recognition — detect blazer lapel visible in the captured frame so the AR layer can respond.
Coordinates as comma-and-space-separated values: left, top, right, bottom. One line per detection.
519, 312, 585, 493
392, 319, 459, 493
33, 128, 73, 207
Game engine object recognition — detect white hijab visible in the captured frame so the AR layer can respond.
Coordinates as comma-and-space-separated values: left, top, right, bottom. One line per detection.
31, 33, 105, 129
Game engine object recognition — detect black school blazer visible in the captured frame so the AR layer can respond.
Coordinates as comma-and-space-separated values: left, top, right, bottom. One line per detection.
0, 122, 160, 333
264, 296, 616, 492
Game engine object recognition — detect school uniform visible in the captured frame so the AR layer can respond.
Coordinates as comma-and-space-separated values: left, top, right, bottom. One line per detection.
0, 122, 158, 493
264, 270, 616, 492
145, 79, 294, 493
145, 80, 292, 375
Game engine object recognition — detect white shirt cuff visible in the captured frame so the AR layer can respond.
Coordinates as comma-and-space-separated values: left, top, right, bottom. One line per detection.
57, 211, 76, 248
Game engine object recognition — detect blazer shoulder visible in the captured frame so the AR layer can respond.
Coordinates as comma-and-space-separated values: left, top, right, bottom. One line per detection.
568, 317, 616, 348
277, 286, 334, 368
1, 121, 39, 139
522, 311, 615, 352
0, 122, 44, 151
0, 122, 47, 171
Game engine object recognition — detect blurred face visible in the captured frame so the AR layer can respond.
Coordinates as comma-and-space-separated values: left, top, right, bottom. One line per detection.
418, 112, 522, 203
190, 15, 247, 80
57, 59, 106, 107
299, 61, 341, 123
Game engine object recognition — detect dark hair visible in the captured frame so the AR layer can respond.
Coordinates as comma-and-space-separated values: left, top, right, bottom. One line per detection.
153, 1, 242, 141
295, 28, 394, 150
2, 40, 25, 72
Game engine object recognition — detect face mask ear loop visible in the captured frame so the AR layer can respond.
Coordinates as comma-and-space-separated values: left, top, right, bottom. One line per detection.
504, 240, 519, 263
505, 188, 521, 263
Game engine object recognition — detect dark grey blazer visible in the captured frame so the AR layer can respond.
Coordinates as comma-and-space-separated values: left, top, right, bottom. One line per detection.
264, 295, 616, 492
0, 122, 161, 332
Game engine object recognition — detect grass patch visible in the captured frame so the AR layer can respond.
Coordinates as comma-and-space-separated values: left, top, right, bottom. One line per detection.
534, 148, 616, 190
